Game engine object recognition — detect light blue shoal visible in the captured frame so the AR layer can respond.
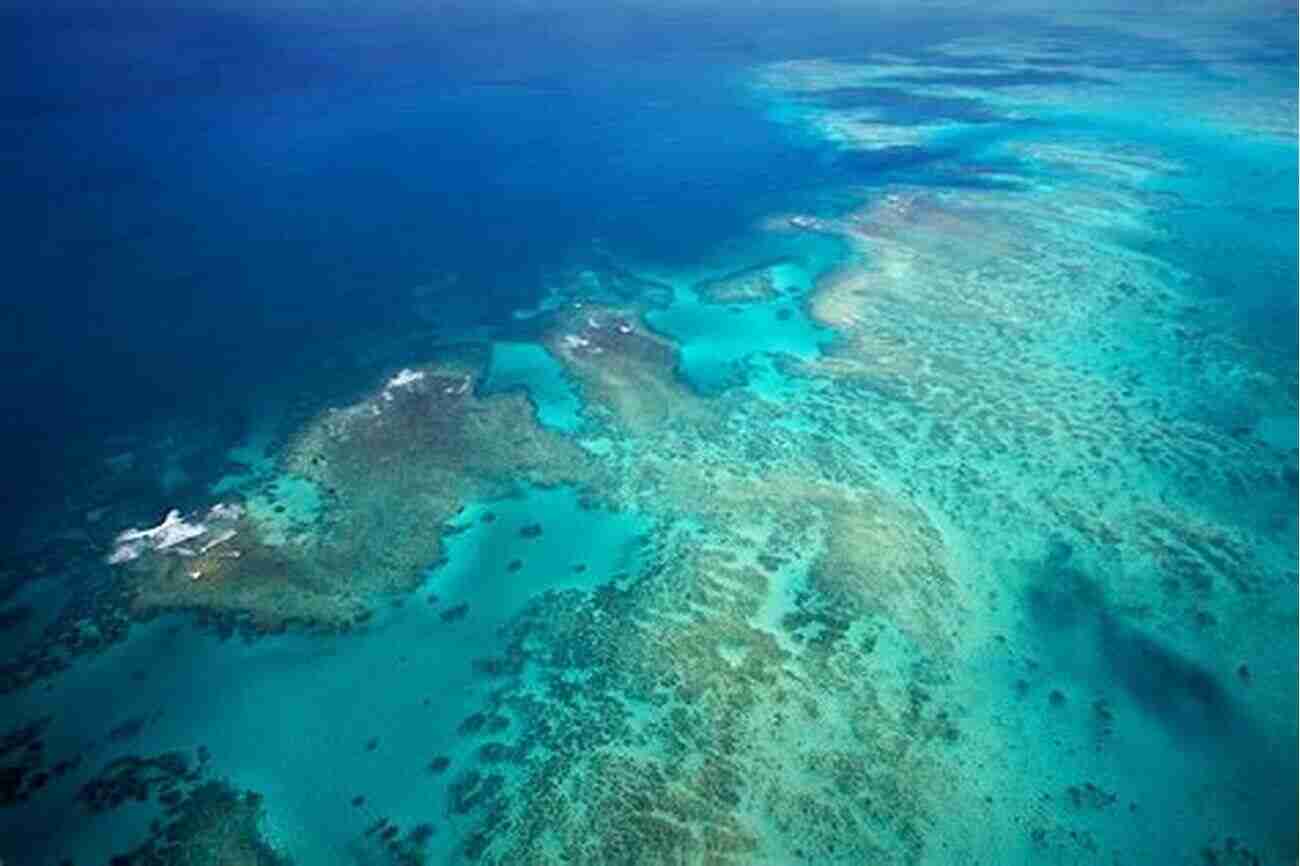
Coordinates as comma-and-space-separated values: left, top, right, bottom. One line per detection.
482, 341, 585, 433
641, 231, 847, 394
647, 284, 833, 394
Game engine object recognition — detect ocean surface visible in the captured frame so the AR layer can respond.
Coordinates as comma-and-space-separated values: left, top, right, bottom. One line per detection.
1, 3, 1296, 864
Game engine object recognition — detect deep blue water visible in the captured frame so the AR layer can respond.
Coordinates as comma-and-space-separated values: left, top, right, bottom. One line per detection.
8, 5, 1288, 507
1, 4, 1013, 535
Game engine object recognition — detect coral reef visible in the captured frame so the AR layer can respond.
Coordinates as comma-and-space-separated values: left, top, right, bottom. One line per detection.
76, 747, 287, 865
354, 816, 436, 866
398, 45, 1296, 864
3, 20, 1293, 866
78, 749, 204, 814
694, 261, 787, 305
0, 715, 77, 807
426, 500, 960, 865
117, 781, 290, 866
542, 303, 717, 434
106, 359, 600, 631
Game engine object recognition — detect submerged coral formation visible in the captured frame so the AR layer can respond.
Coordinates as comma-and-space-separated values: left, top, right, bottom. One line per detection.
106, 359, 600, 631
121, 781, 289, 866
78, 748, 204, 814
71, 745, 288, 864
56, 116, 1297, 866
429, 506, 957, 865
694, 262, 787, 305
0, 715, 71, 807
542, 303, 716, 434
396, 41, 1294, 864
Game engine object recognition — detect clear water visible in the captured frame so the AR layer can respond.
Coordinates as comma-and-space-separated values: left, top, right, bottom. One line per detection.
1, 4, 1295, 865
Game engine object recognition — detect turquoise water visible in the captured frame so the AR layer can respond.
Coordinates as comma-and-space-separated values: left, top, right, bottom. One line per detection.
482, 343, 585, 433
1, 5, 1296, 865
642, 230, 849, 393
647, 282, 831, 395
2, 485, 649, 862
